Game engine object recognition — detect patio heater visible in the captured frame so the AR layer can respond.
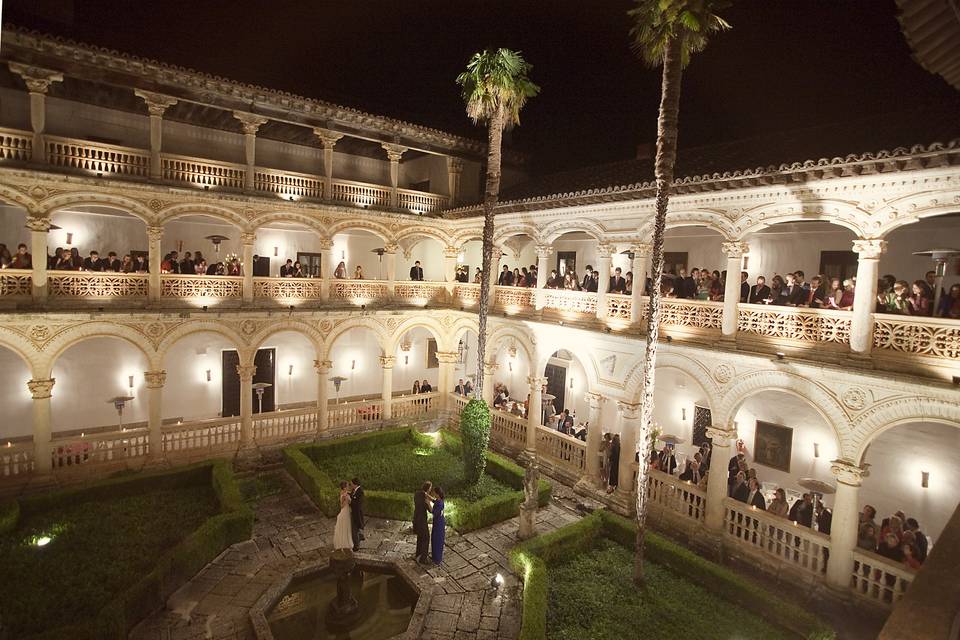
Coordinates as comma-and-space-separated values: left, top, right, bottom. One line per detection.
912, 248, 960, 312
797, 477, 836, 533
107, 395, 135, 431
657, 434, 685, 475
205, 234, 230, 255
251, 382, 272, 414
370, 247, 385, 280
330, 376, 348, 404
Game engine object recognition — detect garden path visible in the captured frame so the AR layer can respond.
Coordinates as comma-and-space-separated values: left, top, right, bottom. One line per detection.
130, 469, 581, 640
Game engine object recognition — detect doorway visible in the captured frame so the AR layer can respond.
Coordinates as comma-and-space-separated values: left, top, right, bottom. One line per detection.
221, 348, 276, 417
556, 251, 576, 277
544, 363, 566, 417
819, 251, 858, 282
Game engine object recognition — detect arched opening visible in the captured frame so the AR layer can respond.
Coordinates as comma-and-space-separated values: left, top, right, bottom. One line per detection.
662, 225, 728, 299
0, 203, 30, 270
489, 338, 531, 414
496, 232, 537, 288
880, 213, 960, 316
0, 345, 33, 441
398, 235, 446, 282
257, 331, 319, 409
451, 327, 479, 392
162, 214, 245, 276
651, 367, 712, 470
330, 228, 388, 281
47, 205, 149, 273
731, 389, 841, 509
161, 331, 238, 421
393, 326, 443, 394
327, 326, 384, 401
860, 421, 960, 544
542, 349, 590, 427
253, 220, 327, 278
457, 239, 483, 285
51, 337, 149, 433
545, 230, 599, 291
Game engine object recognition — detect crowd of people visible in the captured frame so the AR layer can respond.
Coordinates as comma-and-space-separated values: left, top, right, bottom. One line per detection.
858, 506, 928, 570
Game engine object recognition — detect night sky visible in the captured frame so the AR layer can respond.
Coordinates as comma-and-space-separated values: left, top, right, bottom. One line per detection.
5, 0, 956, 174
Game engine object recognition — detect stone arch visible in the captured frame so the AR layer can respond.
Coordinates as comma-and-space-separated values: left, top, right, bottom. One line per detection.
664, 210, 737, 239
248, 320, 325, 358
394, 225, 454, 248
623, 350, 719, 408
156, 321, 247, 364
0, 329, 41, 376
322, 317, 390, 357
487, 323, 536, 370
156, 203, 249, 229
541, 220, 606, 244
386, 316, 448, 354
492, 223, 542, 246
874, 191, 960, 238
41, 192, 157, 225
249, 211, 329, 240
449, 317, 481, 352
714, 369, 851, 457
327, 219, 394, 243
851, 397, 960, 465
732, 201, 870, 239
0, 181, 40, 212
41, 322, 159, 377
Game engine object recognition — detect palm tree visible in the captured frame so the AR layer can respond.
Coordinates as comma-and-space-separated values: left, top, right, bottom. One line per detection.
456, 49, 539, 399
628, 0, 731, 585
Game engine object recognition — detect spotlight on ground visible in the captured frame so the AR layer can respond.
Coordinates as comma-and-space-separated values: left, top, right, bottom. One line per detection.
491, 573, 504, 589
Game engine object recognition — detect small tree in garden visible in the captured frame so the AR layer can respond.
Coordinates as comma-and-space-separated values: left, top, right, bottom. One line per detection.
460, 397, 492, 484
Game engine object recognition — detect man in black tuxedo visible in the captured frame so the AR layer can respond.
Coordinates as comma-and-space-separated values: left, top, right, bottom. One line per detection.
555, 409, 571, 432
784, 273, 806, 306
678, 460, 702, 485
349, 477, 365, 552
609, 267, 626, 293
454, 378, 468, 395
749, 276, 771, 304
580, 265, 594, 291
103, 251, 122, 272
179, 251, 194, 276
732, 472, 749, 503
739, 271, 750, 302
413, 481, 433, 563
409, 260, 424, 281
585, 270, 599, 292
497, 265, 513, 286
279, 259, 294, 277
82, 251, 103, 271
745, 478, 766, 510
683, 268, 699, 298
788, 493, 814, 527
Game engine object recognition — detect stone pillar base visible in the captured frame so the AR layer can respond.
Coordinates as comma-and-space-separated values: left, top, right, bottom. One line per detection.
518, 503, 537, 540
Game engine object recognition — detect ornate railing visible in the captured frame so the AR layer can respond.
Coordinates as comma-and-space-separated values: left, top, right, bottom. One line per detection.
453, 283, 481, 307
738, 304, 851, 344
48, 272, 149, 298
329, 398, 384, 429
723, 498, 831, 579
163, 417, 243, 454
253, 277, 325, 300
253, 407, 317, 443
255, 168, 324, 200
161, 153, 246, 189
0, 127, 32, 161
394, 282, 446, 305
160, 274, 242, 299
330, 179, 391, 208
489, 408, 527, 448
1, 441, 34, 477
391, 392, 439, 419
659, 298, 724, 330
50, 428, 150, 469
398, 188, 448, 213
647, 468, 706, 524
535, 426, 587, 474
873, 313, 960, 361
46, 135, 150, 178
0, 268, 32, 297
851, 549, 916, 606
494, 286, 535, 311
606, 293, 633, 321
541, 289, 597, 315
330, 279, 389, 304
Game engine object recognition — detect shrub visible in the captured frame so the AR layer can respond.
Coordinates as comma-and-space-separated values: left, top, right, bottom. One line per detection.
460, 398, 491, 484
0, 498, 18, 534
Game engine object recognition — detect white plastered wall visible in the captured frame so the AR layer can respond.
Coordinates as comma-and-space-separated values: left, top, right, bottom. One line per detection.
0, 347, 34, 439
392, 327, 441, 394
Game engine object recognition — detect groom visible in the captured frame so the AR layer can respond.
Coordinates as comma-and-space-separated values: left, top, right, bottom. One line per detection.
413, 481, 432, 564
350, 477, 365, 552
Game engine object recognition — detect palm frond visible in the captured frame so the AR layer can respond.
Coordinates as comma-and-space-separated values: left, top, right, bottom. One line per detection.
629, 0, 731, 69
455, 48, 540, 126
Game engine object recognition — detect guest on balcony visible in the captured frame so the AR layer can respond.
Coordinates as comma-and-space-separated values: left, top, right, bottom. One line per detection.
803, 275, 828, 308
133, 254, 148, 273
292, 261, 305, 277
936, 284, 960, 318
103, 252, 122, 272
512, 268, 522, 286
280, 259, 295, 277
879, 280, 911, 314
625, 271, 634, 295
180, 251, 195, 275
473, 267, 481, 284
606, 434, 620, 494
609, 267, 627, 293
161, 251, 180, 273
678, 268, 697, 299
739, 271, 750, 302
195, 259, 207, 275
48, 247, 64, 270
783, 273, 806, 305
788, 493, 814, 527
10, 243, 31, 269
744, 477, 766, 510
334, 261, 347, 279
563, 271, 581, 291
768, 488, 789, 518
0, 243, 11, 267
354, 265, 364, 279
82, 251, 103, 272
498, 264, 514, 286
580, 265, 594, 291
709, 271, 724, 301
678, 459, 703, 485
767, 274, 786, 304
545, 269, 559, 289
454, 378, 469, 395
409, 260, 424, 281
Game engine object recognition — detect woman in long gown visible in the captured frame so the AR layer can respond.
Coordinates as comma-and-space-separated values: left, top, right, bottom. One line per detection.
333, 481, 354, 551
430, 487, 446, 565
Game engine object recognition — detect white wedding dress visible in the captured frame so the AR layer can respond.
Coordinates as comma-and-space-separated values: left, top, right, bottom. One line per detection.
333, 492, 354, 550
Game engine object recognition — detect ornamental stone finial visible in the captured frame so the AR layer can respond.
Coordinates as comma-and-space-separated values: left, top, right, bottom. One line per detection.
596, 244, 615, 259
135, 90, 178, 117
443, 245, 460, 259
852, 239, 887, 259
721, 241, 750, 258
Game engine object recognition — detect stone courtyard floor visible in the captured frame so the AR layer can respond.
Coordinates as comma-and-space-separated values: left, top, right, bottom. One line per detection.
130, 470, 582, 640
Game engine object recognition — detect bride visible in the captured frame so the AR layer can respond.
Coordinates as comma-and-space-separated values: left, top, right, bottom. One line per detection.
333, 481, 354, 551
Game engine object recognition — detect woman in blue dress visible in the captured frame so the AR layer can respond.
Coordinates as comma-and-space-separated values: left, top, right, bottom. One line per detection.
430, 486, 446, 564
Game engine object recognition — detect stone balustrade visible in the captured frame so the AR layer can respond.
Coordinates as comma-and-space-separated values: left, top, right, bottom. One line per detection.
851, 549, 916, 606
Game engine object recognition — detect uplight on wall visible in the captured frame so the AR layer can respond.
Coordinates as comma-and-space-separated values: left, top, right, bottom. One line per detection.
65, 232, 74, 245
351, 359, 356, 371
813, 442, 820, 458
404, 355, 409, 366
681, 407, 687, 422
274, 246, 279, 257
128, 375, 134, 390
288, 364, 294, 377
921, 471, 929, 489
205, 369, 212, 383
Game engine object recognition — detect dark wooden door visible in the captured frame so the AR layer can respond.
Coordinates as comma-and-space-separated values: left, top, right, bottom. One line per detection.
222, 348, 276, 417
819, 251, 858, 282
556, 251, 576, 277
664, 252, 688, 276
692, 405, 713, 447
544, 363, 566, 417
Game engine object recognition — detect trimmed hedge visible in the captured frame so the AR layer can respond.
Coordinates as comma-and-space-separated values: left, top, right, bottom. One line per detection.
460, 397, 491, 483
1, 461, 253, 640
284, 427, 552, 533
0, 498, 18, 535
511, 510, 835, 640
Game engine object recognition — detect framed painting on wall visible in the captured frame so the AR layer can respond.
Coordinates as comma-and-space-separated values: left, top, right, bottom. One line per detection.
426, 338, 439, 369
753, 421, 793, 473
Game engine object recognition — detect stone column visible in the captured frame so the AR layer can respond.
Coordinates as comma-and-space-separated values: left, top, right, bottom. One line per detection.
241, 232, 256, 304
443, 245, 459, 284
234, 112, 268, 191
704, 425, 737, 531
720, 241, 749, 338
487, 249, 503, 306
526, 376, 547, 453
9, 64, 63, 163
850, 239, 887, 355
135, 90, 178, 180
147, 225, 163, 304
28, 378, 55, 474
383, 242, 397, 297
314, 359, 331, 435
319, 239, 333, 302
381, 143, 407, 208
582, 392, 605, 485
436, 351, 461, 412
379, 356, 395, 421
481, 360, 498, 406
595, 244, 613, 321
314, 128, 344, 199
144, 370, 166, 459
237, 364, 256, 446
826, 460, 866, 590
615, 401, 641, 499
631, 244, 651, 326
25, 216, 51, 303
446, 156, 463, 207
534, 244, 552, 311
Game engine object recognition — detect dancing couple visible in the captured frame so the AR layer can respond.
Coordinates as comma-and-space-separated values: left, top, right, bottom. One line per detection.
333, 477, 365, 552
413, 481, 446, 565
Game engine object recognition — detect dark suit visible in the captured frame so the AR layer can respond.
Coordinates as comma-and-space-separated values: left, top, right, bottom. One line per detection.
747, 489, 766, 510
82, 257, 103, 271
609, 276, 626, 293
350, 485, 365, 550
180, 259, 194, 275
789, 500, 813, 527
816, 508, 832, 535
413, 489, 431, 562
585, 276, 598, 293
732, 482, 749, 503
740, 280, 750, 303
785, 285, 806, 305
498, 270, 513, 286
409, 266, 424, 281
679, 276, 696, 298
749, 284, 771, 304
658, 451, 677, 475
279, 263, 294, 277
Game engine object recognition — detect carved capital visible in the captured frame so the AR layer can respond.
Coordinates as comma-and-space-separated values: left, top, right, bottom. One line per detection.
705, 426, 737, 448
24, 216, 53, 233
144, 370, 167, 389
534, 244, 553, 259
852, 239, 887, 259
632, 243, 653, 258
240, 232, 256, 246
233, 111, 268, 135
585, 391, 605, 410
382, 241, 399, 254
596, 244, 615, 259
830, 459, 867, 486
314, 127, 344, 148
526, 375, 548, 389
443, 245, 460, 259
379, 355, 396, 369
483, 360, 500, 375
617, 401, 641, 420
9, 62, 63, 94
381, 143, 408, 162
313, 359, 332, 374
135, 89, 178, 117
721, 241, 750, 259
236, 364, 257, 380
446, 156, 464, 173
435, 351, 461, 365
147, 225, 164, 243
27, 378, 55, 400
318, 238, 335, 251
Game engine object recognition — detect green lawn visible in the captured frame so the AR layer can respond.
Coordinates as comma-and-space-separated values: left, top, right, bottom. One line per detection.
0, 483, 219, 638
546, 538, 792, 640
318, 440, 514, 506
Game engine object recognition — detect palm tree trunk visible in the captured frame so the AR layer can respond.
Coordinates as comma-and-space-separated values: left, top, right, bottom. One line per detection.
475, 107, 505, 400
634, 36, 684, 586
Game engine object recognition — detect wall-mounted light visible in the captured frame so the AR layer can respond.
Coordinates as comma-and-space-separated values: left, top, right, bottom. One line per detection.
921, 471, 929, 489
351, 359, 356, 371
205, 369, 212, 383
508, 361, 513, 372
813, 442, 820, 458
274, 246, 279, 257
404, 355, 409, 366
681, 407, 686, 421
569, 377, 574, 390
288, 364, 294, 377
128, 375, 134, 389
775, 352, 786, 360
65, 232, 74, 245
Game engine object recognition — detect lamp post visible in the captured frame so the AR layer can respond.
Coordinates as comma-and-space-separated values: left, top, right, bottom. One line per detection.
107, 395, 135, 431
330, 376, 348, 404
205, 234, 230, 255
